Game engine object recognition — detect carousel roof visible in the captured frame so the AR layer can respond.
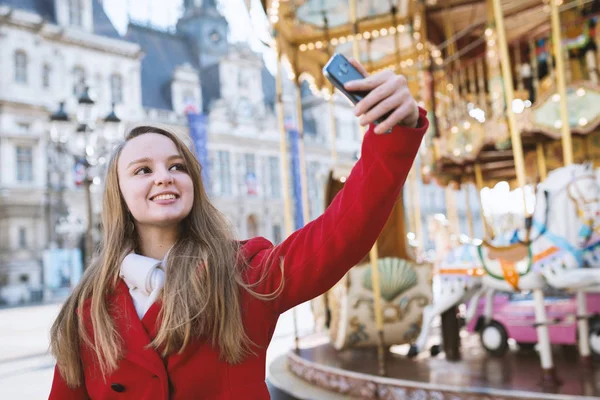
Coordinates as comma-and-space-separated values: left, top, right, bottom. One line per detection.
260, 0, 600, 188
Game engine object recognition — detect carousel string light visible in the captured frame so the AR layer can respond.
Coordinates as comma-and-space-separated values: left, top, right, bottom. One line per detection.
268, 0, 280, 24
298, 24, 409, 52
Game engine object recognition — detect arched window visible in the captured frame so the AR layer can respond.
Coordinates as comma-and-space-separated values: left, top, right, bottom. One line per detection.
69, 0, 83, 27
14, 51, 27, 84
110, 74, 123, 104
42, 64, 51, 89
72, 66, 86, 95
247, 215, 259, 238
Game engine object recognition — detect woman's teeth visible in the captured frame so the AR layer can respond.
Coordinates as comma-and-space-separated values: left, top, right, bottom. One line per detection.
153, 194, 176, 201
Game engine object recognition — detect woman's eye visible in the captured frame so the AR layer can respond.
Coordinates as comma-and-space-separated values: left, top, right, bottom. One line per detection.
170, 163, 186, 172
134, 167, 151, 175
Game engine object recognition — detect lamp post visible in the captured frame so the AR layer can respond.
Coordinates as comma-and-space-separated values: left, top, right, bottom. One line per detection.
49, 85, 122, 266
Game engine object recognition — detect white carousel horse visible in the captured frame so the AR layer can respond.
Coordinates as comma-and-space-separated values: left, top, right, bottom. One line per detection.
409, 164, 600, 374
477, 163, 600, 374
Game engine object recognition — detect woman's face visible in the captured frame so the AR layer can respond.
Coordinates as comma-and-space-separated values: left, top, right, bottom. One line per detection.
117, 133, 194, 230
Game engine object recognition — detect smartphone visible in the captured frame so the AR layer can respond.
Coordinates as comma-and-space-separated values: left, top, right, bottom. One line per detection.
323, 53, 369, 105
323, 53, 391, 125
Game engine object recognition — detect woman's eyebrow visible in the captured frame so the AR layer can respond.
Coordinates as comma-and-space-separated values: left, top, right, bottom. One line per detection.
127, 155, 182, 169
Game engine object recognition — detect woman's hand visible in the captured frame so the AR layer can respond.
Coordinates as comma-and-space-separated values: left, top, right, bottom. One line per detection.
344, 59, 419, 134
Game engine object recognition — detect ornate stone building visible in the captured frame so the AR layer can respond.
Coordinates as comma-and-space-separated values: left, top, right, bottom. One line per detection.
0, 0, 359, 301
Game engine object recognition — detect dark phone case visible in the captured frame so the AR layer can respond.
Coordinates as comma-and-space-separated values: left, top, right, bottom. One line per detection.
323, 53, 369, 105
323, 53, 392, 125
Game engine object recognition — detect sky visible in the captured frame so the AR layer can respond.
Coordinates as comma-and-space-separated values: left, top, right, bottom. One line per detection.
102, 0, 276, 70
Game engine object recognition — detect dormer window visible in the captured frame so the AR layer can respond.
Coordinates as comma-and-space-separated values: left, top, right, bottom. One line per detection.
69, 0, 83, 27
55, 0, 93, 32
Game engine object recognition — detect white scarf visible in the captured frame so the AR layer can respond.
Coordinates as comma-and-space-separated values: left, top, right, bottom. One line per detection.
120, 253, 166, 319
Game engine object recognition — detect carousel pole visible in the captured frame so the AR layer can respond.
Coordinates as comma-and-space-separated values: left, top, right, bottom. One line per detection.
350, 0, 386, 377
439, 8, 465, 361
492, 0, 556, 382
391, 3, 417, 246
329, 93, 338, 162
274, 31, 298, 351
515, 42, 524, 92
464, 183, 475, 238
323, 12, 338, 163
551, 0, 591, 366
536, 143, 547, 181
529, 39, 539, 101
411, 1, 428, 255
294, 74, 311, 225
550, 0, 574, 165
474, 163, 492, 239
490, 0, 528, 208
293, 71, 311, 354
530, 40, 548, 182
476, 58, 488, 114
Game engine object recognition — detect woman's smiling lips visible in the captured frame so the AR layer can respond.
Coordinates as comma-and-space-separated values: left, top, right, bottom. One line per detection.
149, 191, 180, 205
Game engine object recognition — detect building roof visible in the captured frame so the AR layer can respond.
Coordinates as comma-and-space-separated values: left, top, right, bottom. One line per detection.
126, 23, 198, 110
0, 0, 122, 40
126, 23, 277, 114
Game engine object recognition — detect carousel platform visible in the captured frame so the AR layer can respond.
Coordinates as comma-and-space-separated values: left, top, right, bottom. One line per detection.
270, 332, 600, 399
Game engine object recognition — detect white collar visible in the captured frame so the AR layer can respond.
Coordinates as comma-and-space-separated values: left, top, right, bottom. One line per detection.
120, 253, 167, 318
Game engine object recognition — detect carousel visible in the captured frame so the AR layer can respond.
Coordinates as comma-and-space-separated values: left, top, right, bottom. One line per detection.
260, 0, 600, 398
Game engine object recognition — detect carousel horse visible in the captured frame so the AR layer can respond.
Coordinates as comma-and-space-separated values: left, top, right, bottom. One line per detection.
407, 215, 485, 357
409, 164, 600, 374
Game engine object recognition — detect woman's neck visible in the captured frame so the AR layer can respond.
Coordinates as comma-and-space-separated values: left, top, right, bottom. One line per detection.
135, 224, 179, 260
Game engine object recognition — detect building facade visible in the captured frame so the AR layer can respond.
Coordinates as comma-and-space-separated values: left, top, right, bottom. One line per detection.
0, 0, 360, 302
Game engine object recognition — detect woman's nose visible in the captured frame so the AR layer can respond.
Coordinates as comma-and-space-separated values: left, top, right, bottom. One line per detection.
154, 169, 174, 185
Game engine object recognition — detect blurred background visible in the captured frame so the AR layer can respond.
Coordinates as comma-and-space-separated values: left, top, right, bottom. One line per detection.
0, 1, 483, 398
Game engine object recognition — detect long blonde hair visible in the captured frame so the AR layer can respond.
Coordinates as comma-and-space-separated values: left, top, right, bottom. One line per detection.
50, 125, 282, 387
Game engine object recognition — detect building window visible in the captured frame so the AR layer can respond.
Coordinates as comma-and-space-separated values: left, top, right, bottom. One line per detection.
268, 156, 281, 198
69, 0, 83, 27
16, 146, 33, 182
272, 224, 282, 244
16, 123, 30, 133
14, 51, 27, 84
244, 153, 257, 196
42, 64, 51, 89
72, 66, 85, 96
183, 90, 195, 105
110, 74, 123, 104
18, 227, 27, 249
216, 150, 232, 195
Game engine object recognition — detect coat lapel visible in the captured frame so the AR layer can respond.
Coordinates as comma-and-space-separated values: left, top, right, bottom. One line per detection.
110, 280, 166, 379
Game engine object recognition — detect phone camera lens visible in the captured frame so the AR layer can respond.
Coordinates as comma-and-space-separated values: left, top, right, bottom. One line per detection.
339, 63, 348, 75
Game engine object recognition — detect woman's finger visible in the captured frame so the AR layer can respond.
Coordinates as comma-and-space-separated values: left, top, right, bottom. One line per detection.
348, 58, 370, 77
374, 99, 415, 134
359, 92, 402, 127
354, 80, 396, 116
345, 69, 394, 92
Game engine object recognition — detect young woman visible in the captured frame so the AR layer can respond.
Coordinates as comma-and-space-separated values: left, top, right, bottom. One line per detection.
48, 59, 428, 399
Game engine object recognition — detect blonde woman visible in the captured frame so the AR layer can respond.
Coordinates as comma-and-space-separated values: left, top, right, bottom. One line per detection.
48, 60, 427, 399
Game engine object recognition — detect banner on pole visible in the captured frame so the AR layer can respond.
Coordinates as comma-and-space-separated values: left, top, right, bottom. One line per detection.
288, 128, 304, 230
187, 112, 210, 194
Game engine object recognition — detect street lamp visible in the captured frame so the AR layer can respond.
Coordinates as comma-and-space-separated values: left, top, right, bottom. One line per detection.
49, 84, 122, 266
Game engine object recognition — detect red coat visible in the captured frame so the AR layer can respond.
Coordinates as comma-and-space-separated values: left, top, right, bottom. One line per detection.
49, 110, 428, 399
